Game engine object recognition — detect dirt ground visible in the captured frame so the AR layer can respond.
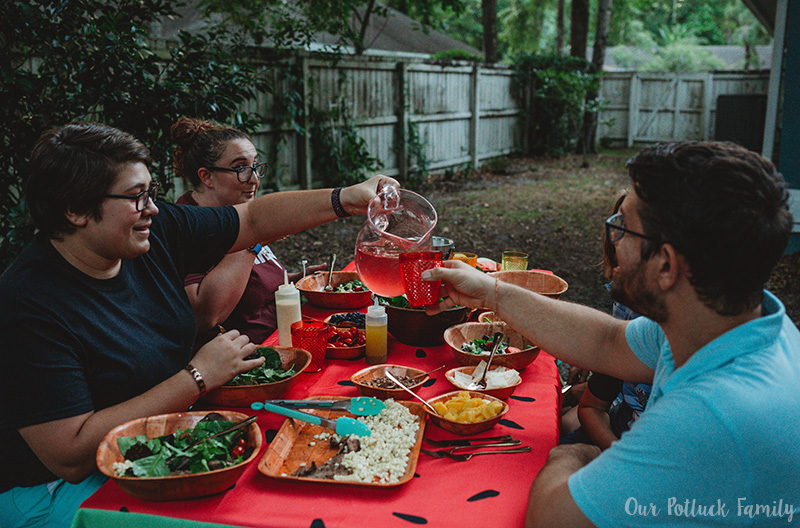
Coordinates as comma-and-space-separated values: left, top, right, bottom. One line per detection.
273, 151, 800, 326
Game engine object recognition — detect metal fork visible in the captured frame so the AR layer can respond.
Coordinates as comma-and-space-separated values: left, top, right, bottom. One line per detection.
421, 446, 531, 461
424, 434, 513, 447
422, 440, 521, 458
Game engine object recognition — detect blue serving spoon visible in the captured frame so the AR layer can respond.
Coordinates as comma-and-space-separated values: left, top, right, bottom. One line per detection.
252, 402, 372, 437
262, 397, 386, 416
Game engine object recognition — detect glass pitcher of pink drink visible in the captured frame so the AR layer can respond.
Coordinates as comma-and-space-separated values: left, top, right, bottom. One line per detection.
354, 185, 438, 298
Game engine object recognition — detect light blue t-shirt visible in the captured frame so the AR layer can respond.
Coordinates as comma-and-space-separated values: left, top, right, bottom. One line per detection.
568, 291, 800, 527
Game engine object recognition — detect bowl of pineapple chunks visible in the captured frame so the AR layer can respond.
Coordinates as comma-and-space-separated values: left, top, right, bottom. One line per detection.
425, 390, 509, 436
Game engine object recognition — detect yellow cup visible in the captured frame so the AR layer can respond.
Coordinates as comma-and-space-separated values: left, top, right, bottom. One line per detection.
501, 251, 528, 271
452, 252, 478, 267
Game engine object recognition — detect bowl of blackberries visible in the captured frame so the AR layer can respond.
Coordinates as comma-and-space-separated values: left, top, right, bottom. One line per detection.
324, 311, 366, 359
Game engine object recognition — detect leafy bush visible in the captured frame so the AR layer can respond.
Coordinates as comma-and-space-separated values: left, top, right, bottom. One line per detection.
0, 0, 269, 270
511, 54, 599, 157
430, 49, 484, 62
310, 105, 382, 188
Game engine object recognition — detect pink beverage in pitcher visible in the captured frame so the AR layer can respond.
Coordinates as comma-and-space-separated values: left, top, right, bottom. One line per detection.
355, 241, 405, 298
355, 186, 438, 299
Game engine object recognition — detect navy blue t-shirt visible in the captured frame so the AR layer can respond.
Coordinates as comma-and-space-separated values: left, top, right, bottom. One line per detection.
0, 201, 239, 491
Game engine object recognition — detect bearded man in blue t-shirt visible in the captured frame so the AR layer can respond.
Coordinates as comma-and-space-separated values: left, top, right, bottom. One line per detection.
424, 141, 799, 528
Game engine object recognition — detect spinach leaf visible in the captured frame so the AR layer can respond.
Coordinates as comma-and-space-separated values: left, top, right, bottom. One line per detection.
225, 348, 296, 386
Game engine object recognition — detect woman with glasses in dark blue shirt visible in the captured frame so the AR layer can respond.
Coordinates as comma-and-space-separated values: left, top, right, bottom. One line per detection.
0, 122, 396, 527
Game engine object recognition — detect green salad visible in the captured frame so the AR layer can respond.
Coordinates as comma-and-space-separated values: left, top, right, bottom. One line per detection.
461, 334, 512, 355
378, 295, 449, 310
114, 413, 248, 477
333, 279, 367, 293
225, 347, 296, 386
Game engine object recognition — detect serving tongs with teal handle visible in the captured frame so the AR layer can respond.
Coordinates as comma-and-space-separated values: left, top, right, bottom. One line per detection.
251, 402, 372, 437
262, 397, 386, 416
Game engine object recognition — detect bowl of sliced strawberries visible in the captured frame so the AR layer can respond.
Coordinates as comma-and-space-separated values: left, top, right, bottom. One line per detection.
324, 312, 366, 359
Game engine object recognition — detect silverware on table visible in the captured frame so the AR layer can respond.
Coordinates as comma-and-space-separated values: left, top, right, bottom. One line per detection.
424, 434, 514, 447
421, 446, 531, 461
422, 441, 522, 459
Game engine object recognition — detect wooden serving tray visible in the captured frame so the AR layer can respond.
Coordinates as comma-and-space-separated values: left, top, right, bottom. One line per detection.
258, 397, 426, 487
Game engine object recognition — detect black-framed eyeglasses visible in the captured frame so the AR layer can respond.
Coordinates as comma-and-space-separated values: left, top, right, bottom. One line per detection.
106, 182, 160, 212
605, 213, 658, 243
206, 162, 266, 183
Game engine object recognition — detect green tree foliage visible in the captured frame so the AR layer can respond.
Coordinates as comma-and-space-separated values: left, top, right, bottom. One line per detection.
202, 0, 467, 55
499, 0, 558, 56
0, 0, 269, 269
512, 54, 598, 156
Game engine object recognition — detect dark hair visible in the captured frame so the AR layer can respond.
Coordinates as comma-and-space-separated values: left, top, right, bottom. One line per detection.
170, 117, 250, 187
627, 141, 792, 316
26, 123, 152, 239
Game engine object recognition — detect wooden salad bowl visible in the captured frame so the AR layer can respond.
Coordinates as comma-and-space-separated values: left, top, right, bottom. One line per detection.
444, 322, 541, 370
204, 347, 312, 408
297, 271, 372, 309
96, 410, 262, 501
489, 270, 568, 299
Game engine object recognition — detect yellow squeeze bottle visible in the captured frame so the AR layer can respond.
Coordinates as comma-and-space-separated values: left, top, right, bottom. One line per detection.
365, 301, 388, 364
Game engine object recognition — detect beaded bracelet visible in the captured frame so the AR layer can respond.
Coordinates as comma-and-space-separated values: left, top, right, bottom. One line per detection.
185, 364, 206, 396
331, 187, 350, 218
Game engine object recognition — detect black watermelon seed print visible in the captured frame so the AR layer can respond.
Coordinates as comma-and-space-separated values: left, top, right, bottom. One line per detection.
338, 380, 355, 387
499, 418, 524, 429
310, 519, 326, 528
120, 507, 129, 512
467, 490, 500, 502
510, 395, 536, 403
415, 349, 427, 358
414, 472, 421, 478
264, 429, 278, 443
422, 378, 436, 387
393, 512, 428, 524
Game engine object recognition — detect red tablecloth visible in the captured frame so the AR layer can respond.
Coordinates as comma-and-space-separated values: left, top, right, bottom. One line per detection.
78, 305, 561, 528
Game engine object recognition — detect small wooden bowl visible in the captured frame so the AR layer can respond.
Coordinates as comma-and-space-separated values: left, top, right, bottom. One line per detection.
444, 365, 521, 400
489, 270, 568, 299
444, 322, 541, 370
425, 391, 509, 436
324, 313, 366, 360
297, 271, 372, 309
350, 364, 428, 400
204, 347, 312, 408
96, 411, 262, 501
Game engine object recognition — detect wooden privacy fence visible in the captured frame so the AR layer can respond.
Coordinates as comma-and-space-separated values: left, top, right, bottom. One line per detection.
598, 71, 770, 148
237, 56, 523, 191
224, 55, 770, 192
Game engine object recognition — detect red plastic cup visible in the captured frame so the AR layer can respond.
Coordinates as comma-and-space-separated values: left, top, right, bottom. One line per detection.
291, 321, 331, 372
400, 251, 443, 308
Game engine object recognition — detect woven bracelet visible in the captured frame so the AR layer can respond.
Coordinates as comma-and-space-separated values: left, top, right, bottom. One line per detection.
331, 187, 350, 218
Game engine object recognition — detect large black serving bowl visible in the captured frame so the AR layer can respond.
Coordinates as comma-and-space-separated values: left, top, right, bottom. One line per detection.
381, 300, 473, 347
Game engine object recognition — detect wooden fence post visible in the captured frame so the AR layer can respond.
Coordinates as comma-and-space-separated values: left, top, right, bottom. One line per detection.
396, 61, 408, 181
296, 56, 313, 189
627, 73, 640, 148
470, 64, 481, 168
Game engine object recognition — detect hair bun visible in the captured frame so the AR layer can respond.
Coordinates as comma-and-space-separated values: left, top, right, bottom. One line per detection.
171, 117, 213, 149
